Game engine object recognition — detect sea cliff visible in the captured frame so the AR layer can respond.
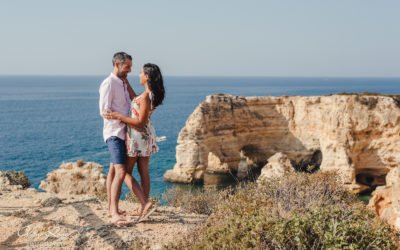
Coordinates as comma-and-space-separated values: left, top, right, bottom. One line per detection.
164, 93, 400, 229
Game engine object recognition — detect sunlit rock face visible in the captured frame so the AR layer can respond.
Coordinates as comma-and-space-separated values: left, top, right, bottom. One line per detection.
164, 93, 400, 228
165, 94, 400, 186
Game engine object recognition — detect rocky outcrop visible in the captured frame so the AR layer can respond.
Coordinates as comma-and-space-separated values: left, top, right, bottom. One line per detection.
257, 153, 294, 185
39, 161, 106, 195
164, 94, 400, 188
0, 178, 206, 249
368, 166, 400, 230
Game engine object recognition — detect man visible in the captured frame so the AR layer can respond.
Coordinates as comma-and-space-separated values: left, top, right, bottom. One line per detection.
99, 52, 136, 224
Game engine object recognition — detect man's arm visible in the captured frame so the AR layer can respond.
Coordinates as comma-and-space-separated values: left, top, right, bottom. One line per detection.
123, 78, 136, 100
99, 80, 113, 117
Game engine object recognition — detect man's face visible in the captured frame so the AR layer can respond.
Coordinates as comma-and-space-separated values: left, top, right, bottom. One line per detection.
116, 60, 132, 79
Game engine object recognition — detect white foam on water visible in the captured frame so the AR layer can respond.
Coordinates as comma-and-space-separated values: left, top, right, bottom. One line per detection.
156, 136, 167, 142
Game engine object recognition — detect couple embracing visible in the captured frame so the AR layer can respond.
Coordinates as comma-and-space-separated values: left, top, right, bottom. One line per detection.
99, 52, 165, 225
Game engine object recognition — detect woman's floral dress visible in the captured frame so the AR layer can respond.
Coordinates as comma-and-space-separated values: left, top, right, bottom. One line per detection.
126, 93, 159, 157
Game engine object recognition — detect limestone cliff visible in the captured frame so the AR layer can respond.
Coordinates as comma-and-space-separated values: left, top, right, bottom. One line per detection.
164, 94, 400, 187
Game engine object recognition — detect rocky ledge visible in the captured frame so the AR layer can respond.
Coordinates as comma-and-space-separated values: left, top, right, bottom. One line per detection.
0, 163, 206, 249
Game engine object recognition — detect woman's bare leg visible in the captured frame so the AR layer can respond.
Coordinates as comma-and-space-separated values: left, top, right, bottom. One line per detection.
125, 156, 147, 214
137, 157, 151, 203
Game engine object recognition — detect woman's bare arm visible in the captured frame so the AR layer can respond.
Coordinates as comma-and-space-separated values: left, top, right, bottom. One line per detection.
107, 92, 151, 128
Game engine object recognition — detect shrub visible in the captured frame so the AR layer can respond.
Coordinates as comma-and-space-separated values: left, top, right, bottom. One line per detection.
165, 171, 399, 250
163, 185, 232, 215
3, 170, 31, 189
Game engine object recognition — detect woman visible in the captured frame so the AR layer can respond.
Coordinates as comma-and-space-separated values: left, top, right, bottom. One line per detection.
105, 63, 165, 222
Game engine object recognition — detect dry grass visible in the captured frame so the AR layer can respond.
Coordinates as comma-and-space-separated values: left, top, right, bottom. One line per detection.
165, 171, 399, 250
163, 185, 232, 215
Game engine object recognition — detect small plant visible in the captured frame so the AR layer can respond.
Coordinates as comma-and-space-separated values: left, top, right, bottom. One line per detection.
355, 95, 378, 110
72, 172, 85, 180
76, 160, 85, 167
94, 189, 107, 202
3, 170, 31, 189
163, 185, 232, 215
49, 174, 59, 182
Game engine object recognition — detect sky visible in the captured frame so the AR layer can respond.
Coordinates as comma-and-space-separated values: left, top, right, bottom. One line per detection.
0, 0, 399, 77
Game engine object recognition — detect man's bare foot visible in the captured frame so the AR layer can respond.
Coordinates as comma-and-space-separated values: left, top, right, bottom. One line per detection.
110, 214, 128, 227
108, 208, 126, 217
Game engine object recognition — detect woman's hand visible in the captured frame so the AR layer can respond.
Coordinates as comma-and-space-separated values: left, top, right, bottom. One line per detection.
104, 111, 121, 120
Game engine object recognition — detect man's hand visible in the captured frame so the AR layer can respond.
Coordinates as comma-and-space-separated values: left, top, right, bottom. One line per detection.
123, 78, 136, 100
104, 111, 122, 120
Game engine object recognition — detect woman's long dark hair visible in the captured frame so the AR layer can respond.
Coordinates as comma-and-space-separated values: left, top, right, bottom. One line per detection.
143, 63, 165, 110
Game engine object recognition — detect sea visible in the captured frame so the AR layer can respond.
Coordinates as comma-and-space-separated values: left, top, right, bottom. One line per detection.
0, 76, 399, 198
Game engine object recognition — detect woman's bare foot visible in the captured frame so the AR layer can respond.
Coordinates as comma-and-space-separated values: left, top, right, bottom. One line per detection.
129, 207, 141, 216
137, 202, 156, 222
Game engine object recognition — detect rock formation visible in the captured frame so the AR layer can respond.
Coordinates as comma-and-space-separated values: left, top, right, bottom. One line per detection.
164, 93, 400, 229
257, 153, 294, 185
39, 160, 106, 195
164, 94, 400, 188
368, 166, 400, 230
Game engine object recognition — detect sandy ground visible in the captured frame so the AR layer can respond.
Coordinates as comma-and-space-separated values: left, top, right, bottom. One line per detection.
0, 189, 207, 249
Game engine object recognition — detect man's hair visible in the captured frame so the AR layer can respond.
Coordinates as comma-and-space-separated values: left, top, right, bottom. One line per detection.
112, 52, 132, 66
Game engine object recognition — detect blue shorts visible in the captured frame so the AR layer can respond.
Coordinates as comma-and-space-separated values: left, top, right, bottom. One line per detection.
106, 136, 127, 164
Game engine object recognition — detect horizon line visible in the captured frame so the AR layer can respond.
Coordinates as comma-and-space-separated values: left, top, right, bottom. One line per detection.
0, 74, 400, 79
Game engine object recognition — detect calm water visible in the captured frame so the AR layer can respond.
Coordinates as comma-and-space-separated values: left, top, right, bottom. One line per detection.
0, 76, 399, 197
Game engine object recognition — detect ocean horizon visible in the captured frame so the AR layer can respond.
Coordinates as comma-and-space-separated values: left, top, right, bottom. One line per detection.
1, 75, 400, 197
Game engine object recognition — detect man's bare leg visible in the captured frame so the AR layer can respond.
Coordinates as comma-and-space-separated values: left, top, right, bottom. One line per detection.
107, 164, 126, 215
106, 163, 115, 212
109, 164, 127, 224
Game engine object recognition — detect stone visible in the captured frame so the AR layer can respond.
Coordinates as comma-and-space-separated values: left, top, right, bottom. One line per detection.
39, 161, 106, 195
41, 197, 63, 207
369, 166, 400, 230
257, 153, 294, 185
206, 152, 230, 174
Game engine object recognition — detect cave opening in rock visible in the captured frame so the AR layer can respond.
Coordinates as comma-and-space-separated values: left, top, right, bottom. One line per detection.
355, 169, 387, 196
292, 150, 323, 173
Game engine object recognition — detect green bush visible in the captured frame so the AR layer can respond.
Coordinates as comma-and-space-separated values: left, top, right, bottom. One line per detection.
165, 172, 399, 250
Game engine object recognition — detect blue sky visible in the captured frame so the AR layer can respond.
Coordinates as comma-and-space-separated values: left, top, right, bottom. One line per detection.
1, 0, 399, 77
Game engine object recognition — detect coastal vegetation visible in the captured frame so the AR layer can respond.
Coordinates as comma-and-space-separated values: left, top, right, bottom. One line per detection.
164, 171, 399, 249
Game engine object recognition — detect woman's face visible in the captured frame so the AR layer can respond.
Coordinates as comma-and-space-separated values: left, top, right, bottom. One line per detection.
139, 68, 148, 85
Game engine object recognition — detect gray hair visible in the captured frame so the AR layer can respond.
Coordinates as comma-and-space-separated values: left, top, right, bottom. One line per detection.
112, 52, 132, 66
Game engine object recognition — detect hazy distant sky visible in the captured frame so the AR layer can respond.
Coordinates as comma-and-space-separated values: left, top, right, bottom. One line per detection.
1, 0, 399, 77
